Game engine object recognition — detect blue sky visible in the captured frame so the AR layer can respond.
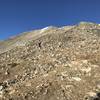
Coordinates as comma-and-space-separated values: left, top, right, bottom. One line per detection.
0, 0, 100, 40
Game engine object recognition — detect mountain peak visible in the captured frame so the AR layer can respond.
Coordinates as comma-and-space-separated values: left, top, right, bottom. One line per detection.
79, 21, 96, 25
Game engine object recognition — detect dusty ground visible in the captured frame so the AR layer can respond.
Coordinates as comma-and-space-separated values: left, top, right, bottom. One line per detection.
0, 22, 100, 100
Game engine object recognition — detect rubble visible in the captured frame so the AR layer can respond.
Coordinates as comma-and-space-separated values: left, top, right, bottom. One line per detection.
0, 22, 100, 99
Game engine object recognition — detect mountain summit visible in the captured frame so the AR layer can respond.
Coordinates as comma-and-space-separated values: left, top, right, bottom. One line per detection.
0, 22, 100, 100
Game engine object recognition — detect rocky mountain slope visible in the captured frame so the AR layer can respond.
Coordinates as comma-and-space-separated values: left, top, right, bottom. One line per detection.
0, 22, 100, 100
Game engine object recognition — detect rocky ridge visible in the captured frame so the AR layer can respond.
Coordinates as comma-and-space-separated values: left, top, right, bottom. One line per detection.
0, 22, 100, 100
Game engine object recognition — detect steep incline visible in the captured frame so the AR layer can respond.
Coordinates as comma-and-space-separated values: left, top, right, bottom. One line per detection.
0, 22, 100, 100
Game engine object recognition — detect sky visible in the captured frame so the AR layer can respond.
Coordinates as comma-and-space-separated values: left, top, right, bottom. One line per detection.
0, 0, 100, 40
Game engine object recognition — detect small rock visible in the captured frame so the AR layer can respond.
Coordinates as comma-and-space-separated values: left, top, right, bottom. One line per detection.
9, 89, 15, 95
72, 77, 81, 81
0, 91, 3, 98
81, 67, 91, 73
87, 92, 96, 97
0, 86, 3, 91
